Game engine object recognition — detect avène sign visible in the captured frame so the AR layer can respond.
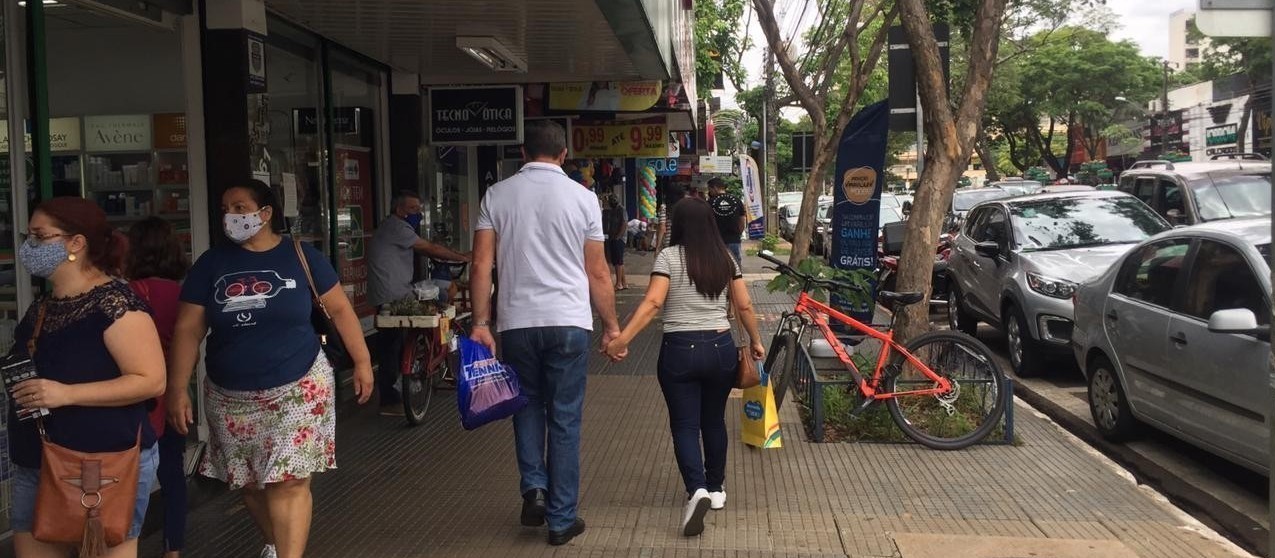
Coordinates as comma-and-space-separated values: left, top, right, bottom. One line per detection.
85, 115, 152, 152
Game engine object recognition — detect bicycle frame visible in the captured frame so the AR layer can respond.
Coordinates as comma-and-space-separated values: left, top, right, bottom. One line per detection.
400, 312, 471, 378
785, 292, 953, 400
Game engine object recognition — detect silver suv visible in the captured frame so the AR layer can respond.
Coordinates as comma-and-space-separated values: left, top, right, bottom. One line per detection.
946, 191, 1171, 376
1116, 155, 1270, 226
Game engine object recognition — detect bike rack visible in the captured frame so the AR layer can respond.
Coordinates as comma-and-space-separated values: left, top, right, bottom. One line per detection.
794, 340, 1017, 445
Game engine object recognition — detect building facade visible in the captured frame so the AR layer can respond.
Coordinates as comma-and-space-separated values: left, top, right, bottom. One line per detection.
0, 0, 697, 536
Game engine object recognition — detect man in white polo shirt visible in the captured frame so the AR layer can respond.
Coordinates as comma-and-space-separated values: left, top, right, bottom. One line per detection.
470, 120, 619, 547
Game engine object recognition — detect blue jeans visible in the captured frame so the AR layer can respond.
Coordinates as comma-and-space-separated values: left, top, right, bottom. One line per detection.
499, 326, 590, 531
12, 442, 159, 539
726, 242, 742, 266
657, 330, 736, 495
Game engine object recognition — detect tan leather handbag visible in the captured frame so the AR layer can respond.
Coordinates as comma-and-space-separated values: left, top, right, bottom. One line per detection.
735, 347, 760, 389
27, 303, 141, 557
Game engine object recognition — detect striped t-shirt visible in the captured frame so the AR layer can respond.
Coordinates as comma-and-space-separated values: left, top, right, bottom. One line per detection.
651, 246, 743, 333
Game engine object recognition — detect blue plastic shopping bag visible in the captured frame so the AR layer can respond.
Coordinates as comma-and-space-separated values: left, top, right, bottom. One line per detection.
457, 337, 528, 430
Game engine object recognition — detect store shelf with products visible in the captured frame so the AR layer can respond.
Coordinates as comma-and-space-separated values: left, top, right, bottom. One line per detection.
83, 149, 190, 223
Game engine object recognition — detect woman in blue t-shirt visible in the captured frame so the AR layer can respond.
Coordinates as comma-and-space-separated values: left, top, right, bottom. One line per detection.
167, 180, 372, 558
9, 197, 166, 557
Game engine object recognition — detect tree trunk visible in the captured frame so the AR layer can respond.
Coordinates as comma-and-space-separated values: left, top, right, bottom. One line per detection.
975, 134, 1000, 181
1005, 133, 1030, 172
1027, 124, 1064, 176
1061, 111, 1078, 176
892, 0, 1007, 342
892, 151, 963, 340
787, 133, 834, 265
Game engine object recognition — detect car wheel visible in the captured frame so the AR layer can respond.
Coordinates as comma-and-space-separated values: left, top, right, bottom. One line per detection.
947, 284, 978, 335
1087, 355, 1140, 441
1004, 304, 1043, 377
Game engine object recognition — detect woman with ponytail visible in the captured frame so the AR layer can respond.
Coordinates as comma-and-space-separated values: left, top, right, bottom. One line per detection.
7, 196, 166, 558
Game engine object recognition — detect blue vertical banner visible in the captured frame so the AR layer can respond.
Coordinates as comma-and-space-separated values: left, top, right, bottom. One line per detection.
740, 154, 766, 239
831, 101, 889, 324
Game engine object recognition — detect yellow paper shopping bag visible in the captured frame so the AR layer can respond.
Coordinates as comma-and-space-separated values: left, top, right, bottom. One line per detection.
741, 366, 783, 448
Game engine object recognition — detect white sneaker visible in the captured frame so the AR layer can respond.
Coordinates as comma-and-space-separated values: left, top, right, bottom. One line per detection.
682, 488, 711, 536
260, 545, 278, 558
709, 490, 726, 510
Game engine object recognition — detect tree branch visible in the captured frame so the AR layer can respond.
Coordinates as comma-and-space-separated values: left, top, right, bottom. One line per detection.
814, 0, 870, 97
954, 0, 1010, 134
752, 0, 824, 127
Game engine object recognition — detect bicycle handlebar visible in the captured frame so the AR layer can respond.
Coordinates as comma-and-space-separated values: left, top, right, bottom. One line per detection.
757, 250, 864, 294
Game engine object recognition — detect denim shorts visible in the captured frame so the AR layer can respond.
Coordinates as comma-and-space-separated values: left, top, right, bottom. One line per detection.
12, 442, 159, 540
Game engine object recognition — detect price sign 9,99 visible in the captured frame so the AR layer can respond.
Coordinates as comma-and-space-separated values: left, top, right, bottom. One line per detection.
570, 120, 669, 158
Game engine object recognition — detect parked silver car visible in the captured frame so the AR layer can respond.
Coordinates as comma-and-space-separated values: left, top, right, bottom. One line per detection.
1116, 157, 1271, 226
946, 191, 1171, 376
945, 186, 1015, 233
1072, 218, 1270, 474
778, 204, 799, 241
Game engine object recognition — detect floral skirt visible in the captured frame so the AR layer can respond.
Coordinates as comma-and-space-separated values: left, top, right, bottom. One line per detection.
200, 352, 337, 490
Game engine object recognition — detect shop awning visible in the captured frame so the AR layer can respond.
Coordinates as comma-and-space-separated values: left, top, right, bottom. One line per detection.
264, 0, 676, 85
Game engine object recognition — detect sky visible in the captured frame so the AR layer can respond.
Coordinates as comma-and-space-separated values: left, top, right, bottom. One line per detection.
1105, 0, 1199, 59
727, 0, 1200, 107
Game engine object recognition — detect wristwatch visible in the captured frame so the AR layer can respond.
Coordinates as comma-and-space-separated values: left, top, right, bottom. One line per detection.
474, 320, 492, 329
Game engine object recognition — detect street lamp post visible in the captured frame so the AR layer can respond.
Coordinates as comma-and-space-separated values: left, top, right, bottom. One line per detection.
1159, 61, 1178, 156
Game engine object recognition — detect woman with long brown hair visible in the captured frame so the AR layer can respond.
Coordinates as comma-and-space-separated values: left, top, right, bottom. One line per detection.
8, 197, 166, 558
603, 198, 765, 538
124, 217, 189, 558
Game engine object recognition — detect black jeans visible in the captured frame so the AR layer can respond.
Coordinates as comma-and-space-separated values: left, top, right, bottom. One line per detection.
157, 427, 187, 551
375, 328, 405, 404
657, 330, 736, 495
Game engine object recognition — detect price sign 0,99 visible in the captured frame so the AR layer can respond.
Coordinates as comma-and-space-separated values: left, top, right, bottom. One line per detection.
570, 119, 669, 158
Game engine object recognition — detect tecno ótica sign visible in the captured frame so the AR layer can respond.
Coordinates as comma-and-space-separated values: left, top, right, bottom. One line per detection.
428, 86, 524, 145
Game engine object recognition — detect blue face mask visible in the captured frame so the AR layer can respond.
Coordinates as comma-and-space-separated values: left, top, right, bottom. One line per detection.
404, 213, 423, 230
19, 238, 68, 278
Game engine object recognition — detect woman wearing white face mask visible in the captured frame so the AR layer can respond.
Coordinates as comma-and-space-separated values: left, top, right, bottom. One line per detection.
167, 180, 372, 558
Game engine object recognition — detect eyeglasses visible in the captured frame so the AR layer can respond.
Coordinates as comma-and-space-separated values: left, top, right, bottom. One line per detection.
19, 232, 70, 245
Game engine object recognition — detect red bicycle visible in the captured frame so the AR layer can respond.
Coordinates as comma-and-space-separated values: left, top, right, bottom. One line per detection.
758, 251, 1006, 450
386, 262, 471, 426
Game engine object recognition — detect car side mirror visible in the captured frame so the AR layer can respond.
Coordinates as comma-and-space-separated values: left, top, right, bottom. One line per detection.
1208, 308, 1270, 340
974, 241, 1001, 259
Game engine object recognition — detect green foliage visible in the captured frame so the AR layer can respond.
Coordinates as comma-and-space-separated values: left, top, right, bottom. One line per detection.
1074, 161, 1111, 186
760, 234, 780, 253
765, 257, 875, 309
814, 385, 908, 442
985, 25, 1161, 175
694, 0, 749, 98
1158, 151, 1192, 163
386, 297, 443, 317
1186, 19, 1272, 84
1024, 166, 1051, 182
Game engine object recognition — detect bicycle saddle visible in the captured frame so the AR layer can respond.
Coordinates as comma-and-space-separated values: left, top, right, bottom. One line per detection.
878, 291, 925, 306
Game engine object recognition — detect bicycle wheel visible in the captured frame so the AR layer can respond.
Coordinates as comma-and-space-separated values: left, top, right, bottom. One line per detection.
765, 331, 798, 410
884, 331, 1006, 450
401, 334, 439, 426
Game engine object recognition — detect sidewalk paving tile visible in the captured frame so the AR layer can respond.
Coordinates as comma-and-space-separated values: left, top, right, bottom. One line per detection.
892, 533, 1139, 558
135, 274, 1250, 558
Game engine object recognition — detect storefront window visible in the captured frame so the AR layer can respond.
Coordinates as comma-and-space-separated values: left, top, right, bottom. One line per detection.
44, 4, 188, 249
265, 23, 327, 253
328, 52, 384, 321
0, 1, 15, 534
431, 146, 469, 250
